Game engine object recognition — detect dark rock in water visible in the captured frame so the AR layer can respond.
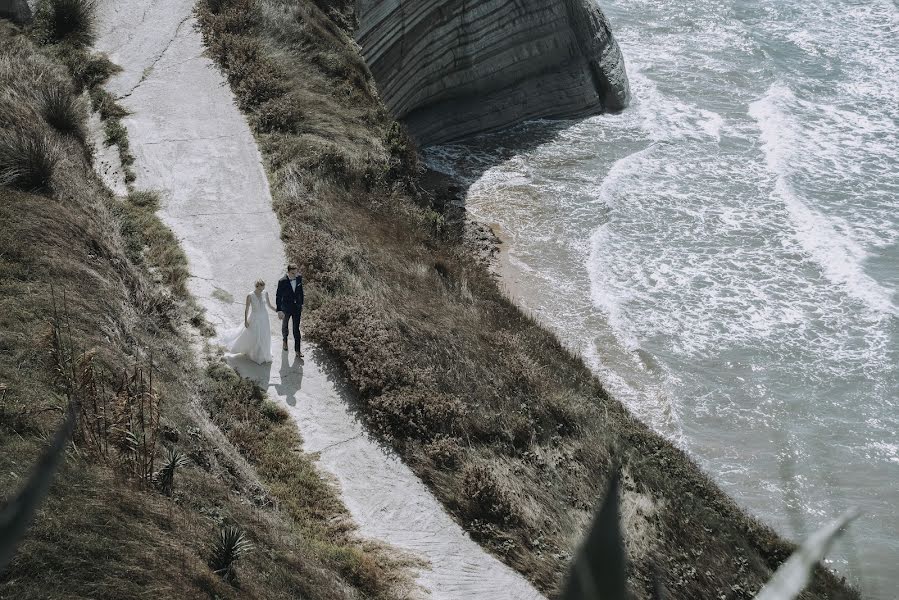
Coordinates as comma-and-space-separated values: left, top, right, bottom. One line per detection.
355, 0, 630, 145
0, 0, 32, 24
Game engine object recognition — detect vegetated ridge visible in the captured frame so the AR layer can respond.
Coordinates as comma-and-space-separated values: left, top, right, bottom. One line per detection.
0, 13, 411, 599
195, 1, 857, 599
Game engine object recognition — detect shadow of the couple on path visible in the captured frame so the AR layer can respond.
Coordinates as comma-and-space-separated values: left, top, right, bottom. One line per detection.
273, 351, 304, 406
225, 351, 304, 406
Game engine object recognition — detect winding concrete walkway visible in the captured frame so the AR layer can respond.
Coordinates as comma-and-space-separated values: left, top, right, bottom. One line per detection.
92, 2, 544, 598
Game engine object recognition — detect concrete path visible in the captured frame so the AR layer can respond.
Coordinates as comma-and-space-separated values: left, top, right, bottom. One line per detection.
92, 2, 545, 598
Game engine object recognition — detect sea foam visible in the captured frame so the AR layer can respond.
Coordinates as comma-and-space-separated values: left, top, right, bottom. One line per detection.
748, 83, 897, 317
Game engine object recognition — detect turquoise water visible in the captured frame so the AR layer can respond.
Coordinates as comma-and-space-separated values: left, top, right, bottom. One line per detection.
426, 0, 898, 595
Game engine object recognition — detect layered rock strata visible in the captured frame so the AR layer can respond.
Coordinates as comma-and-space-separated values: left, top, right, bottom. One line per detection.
355, 0, 630, 145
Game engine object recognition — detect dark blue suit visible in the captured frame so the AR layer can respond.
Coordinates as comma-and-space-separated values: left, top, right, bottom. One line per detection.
276, 275, 303, 351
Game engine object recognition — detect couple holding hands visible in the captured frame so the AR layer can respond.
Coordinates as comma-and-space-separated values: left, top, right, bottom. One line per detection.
223, 265, 304, 364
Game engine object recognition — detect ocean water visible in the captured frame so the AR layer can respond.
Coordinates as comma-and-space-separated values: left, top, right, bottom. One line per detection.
425, 0, 898, 596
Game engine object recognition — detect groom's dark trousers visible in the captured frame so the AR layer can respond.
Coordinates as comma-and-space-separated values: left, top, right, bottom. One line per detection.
276, 275, 304, 352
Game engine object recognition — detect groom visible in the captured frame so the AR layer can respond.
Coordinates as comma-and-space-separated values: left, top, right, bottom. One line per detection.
276, 264, 304, 357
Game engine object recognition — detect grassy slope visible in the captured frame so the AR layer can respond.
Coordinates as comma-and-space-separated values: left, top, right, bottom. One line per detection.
195, 1, 858, 599
0, 22, 408, 600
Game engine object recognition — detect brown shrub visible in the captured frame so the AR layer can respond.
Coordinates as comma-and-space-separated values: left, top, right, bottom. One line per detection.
252, 96, 304, 133
531, 391, 593, 438
306, 297, 410, 397
460, 463, 520, 525
368, 389, 465, 444
233, 65, 286, 110
424, 436, 463, 469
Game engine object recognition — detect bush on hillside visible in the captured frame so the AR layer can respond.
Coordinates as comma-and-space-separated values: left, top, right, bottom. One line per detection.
253, 96, 304, 133
306, 297, 410, 397
460, 463, 521, 526
424, 436, 463, 468
367, 389, 465, 444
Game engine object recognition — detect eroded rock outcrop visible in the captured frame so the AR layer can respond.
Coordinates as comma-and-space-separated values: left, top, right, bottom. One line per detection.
355, 0, 630, 145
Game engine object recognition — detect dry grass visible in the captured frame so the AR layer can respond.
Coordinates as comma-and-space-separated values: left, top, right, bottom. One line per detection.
114, 190, 190, 299
0, 129, 60, 191
195, 1, 859, 599
202, 361, 413, 598
0, 26, 409, 600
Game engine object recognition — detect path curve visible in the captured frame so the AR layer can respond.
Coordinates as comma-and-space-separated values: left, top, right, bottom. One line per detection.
92, 2, 545, 598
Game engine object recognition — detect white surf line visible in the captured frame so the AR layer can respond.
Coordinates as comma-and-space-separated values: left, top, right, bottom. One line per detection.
92, 1, 545, 598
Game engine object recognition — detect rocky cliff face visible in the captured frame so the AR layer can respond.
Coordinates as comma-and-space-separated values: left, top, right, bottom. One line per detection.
355, 0, 630, 145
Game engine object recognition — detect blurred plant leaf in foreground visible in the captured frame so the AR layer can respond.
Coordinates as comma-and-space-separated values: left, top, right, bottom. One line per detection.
0, 401, 76, 573
753, 508, 860, 600
563, 469, 629, 600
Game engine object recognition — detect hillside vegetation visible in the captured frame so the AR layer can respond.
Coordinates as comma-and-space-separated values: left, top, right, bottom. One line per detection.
0, 17, 408, 600
195, 1, 857, 599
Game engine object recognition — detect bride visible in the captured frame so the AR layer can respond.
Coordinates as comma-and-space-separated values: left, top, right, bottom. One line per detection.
222, 279, 276, 364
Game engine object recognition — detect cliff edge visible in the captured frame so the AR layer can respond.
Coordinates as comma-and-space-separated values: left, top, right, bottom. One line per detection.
355, 0, 630, 145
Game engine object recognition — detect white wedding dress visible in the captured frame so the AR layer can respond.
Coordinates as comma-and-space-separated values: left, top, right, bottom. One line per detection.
221, 291, 273, 364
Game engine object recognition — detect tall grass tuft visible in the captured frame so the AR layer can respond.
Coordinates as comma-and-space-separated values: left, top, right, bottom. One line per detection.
37, 86, 87, 139
0, 130, 59, 191
48, 301, 161, 486
110, 365, 160, 486
210, 526, 253, 583
34, 0, 97, 47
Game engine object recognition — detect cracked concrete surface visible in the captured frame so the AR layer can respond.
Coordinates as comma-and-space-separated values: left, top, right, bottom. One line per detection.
93, 1, 544, 598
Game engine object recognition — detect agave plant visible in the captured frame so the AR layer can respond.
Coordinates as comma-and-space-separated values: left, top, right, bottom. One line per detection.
155, 447, 190, 496
210, 526, 253, 583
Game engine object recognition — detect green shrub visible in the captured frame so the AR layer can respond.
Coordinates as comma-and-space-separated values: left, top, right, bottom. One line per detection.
89, 86, 128, 120
66, 51, 119, 90
383, 120, 419, 182
260, 400, 288, 423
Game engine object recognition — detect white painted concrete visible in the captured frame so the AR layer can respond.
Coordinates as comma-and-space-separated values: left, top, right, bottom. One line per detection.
92, 2, 545, 598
